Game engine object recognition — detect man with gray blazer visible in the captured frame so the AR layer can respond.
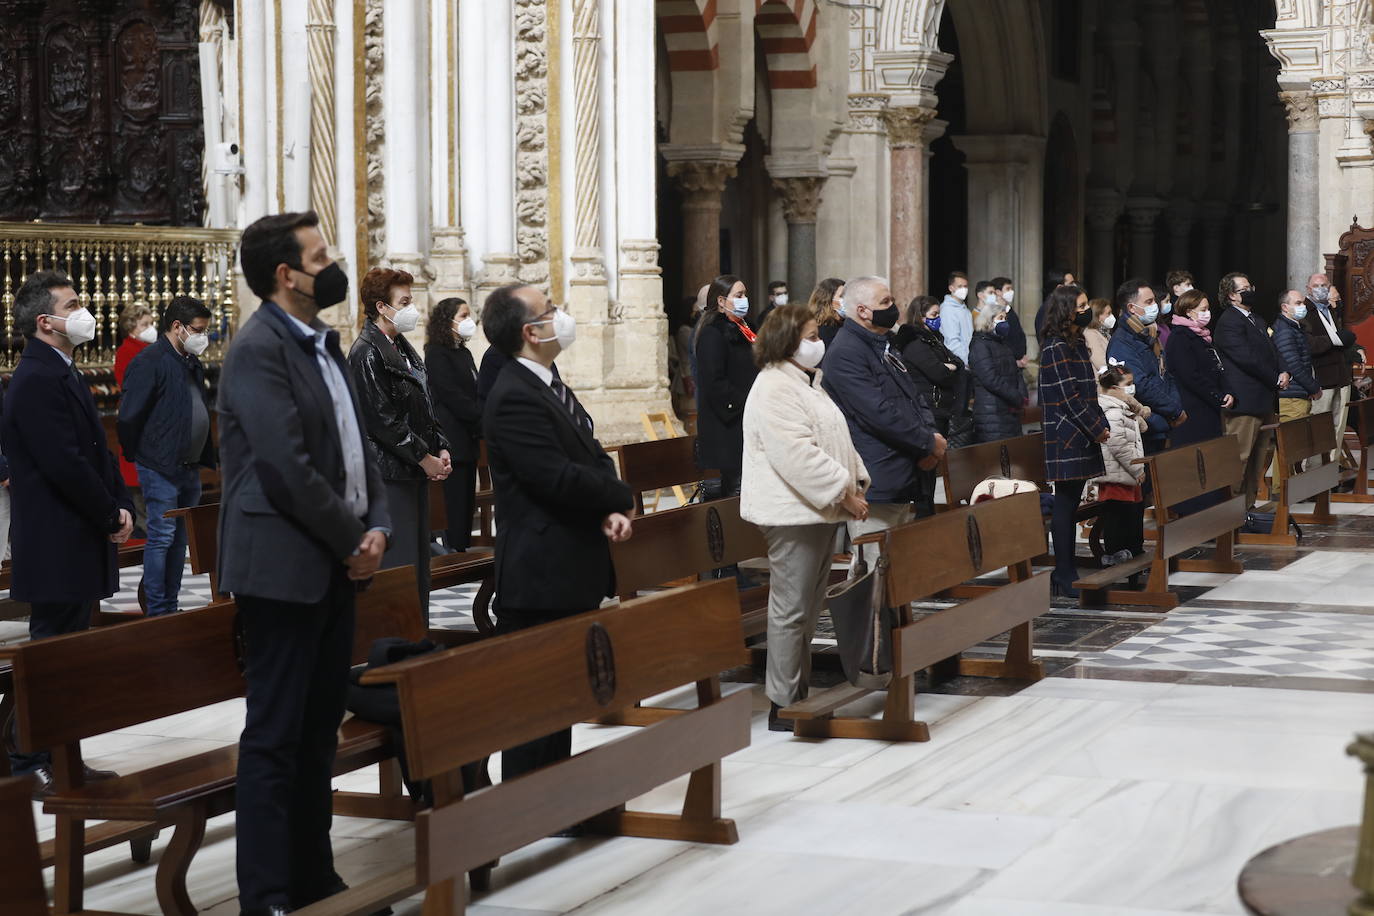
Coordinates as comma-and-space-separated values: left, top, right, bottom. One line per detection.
218, 211, 390, 916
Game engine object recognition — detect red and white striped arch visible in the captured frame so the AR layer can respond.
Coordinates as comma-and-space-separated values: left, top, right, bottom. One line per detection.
658, 0, 720, 73
755, 0, 818, 90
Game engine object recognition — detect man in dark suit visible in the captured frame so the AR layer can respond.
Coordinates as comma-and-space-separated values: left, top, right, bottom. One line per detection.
1303, 272, 1365, 464
2, 270, 132, 794
1214, 274, 1289, 512
481, 283, 634, 780
218, 211, 391, 916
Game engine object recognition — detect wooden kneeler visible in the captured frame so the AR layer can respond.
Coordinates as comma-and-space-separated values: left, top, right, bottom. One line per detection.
1334, 396, 1374, 503
779, 491, 1049, 743
298, 579, 751, 916
1238, 413, 1338, 547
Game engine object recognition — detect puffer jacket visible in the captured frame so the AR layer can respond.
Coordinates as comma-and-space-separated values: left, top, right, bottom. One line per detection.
893, 322, 967, 421
1092, 391, 1146, 487
347, 320, 450, 481
741, 361, 870, 526
969, 330, 1026, 443
1272, 314, 1321, 398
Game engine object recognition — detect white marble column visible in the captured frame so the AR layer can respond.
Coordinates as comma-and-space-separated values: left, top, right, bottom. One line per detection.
952, 134, 1046, 312
428, 0, 469, 309
382, 0, 428, 310
816, 150, 857, 282
1281, 89, 1321, 290
239, 0, 269, 223
841, 96, 891, 280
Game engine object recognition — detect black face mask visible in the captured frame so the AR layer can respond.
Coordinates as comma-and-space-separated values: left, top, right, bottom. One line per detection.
293, 262, 350, 309
1074, 308, 1093, 327
1238, 288, 1258, 309
871, 304, 900, 329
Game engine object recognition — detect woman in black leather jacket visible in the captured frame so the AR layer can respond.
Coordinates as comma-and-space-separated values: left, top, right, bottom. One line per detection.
347, 267, 451, 619
424, 296, 483, 552
894, 296, 971, 441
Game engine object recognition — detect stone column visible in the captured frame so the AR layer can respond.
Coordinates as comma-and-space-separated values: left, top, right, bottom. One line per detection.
772, 177, 825, 296
1165, 199, 1196, 275
1281, 89, 1321, 290
1086, 188, 1124, 299
383, 0, 430, 323
665, 157, 738, 296
842, 95, 892, 280
883, 106, 937, 305
306, 0, 337, 244
816, 152, 857, 282
952, 134, 1047, 312
1200, 201, 1229, 295
1125, 197, 1165, 282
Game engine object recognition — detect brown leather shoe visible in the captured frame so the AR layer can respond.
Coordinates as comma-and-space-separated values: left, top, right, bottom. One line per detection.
83, 764, 118, 782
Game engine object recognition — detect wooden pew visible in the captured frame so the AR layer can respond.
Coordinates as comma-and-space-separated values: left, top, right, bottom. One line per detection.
297, 579, 751, 916
779, 491, 1049, 742
617, 435, 713, 513
1073, 435, 1245, 609
1333, 396, 1374, 504
939, 433, 1050, 508
9, 567, 430, 916
1238, 413, 1338, 547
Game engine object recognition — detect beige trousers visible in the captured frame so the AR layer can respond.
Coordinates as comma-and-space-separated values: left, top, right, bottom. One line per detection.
1223, 412, 1275, 509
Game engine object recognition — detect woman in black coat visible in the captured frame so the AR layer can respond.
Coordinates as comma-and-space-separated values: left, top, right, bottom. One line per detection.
969, 308, 1027, 443
693, 274, 759, 495
425, 297, 484, 551
894, 296, 969, 439
1163, 289, 1233, 447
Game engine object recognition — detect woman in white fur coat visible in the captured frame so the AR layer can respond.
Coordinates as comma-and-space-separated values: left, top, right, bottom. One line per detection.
741, 305, 870, 731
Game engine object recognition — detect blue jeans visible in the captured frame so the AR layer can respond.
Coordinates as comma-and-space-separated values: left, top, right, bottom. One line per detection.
136, 463, 202, 616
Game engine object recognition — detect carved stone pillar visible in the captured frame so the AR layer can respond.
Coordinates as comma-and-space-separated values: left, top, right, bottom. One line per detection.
1125, 197, 1165, 282
1086, 189, 1124, 300
666, 159, 737, 296
568, 0, 606, 291
772, 176, 825, 297
883, 106, 937, 304
952, 134, 1047, 310
1165, 199, 1196, 277
1281, 90, 1321, 290
306, 0, 337, 245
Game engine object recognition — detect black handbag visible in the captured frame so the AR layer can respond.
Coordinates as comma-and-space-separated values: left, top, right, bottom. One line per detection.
826, 554, 896, 689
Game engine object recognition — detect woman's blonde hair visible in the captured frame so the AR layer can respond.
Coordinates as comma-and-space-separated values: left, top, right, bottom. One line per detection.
807, 277, 845, 328
117, 303, 153, 340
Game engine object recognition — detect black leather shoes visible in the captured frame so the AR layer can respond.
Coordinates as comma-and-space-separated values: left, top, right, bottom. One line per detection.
84, 764, 118, 782
27, 766, 55, 800
239, 907, 292, 916
292, 880, 391, 916
768, 703, 794, 733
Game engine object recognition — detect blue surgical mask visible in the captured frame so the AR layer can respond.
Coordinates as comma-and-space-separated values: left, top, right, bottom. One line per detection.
995, 320, 1009, 336
925, 315, 941, 332
836, 297, 846, 317
1161, 300, 1172, 315
1141, 303, 1159, 325
1294, 304, 1309, 321
730, 296, 749, 318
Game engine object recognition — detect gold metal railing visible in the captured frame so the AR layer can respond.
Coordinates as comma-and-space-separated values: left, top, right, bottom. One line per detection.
0, 222, 240, 369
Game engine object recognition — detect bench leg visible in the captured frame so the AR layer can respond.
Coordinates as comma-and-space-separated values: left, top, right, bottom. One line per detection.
130, 834, 153, 864
52, 815, 86, 914
472, 577, 496, 635
423, 878, 464, 916
155, 802, 207, 916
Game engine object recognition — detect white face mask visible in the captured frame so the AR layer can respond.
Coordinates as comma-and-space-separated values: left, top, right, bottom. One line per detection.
1004, 289, 1015, 304
835, 297, 846, 317
384, 303, 420, 333
531, 308, 577, 350
1101, 313, 1117, 330
134, 325, 158, 344
793, 337, 825, 369
729, 296, 749, 318
455, 317, 477, 340
181, 327, 210, 356
773, 293, 788, 306
982, 292, 998, 307
1122, 383, 1136, 396
45, 308, 97, 346
953, 287, 969, 302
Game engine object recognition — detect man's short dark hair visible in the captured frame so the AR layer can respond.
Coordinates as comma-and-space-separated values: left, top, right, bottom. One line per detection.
1114, 278, 1150, 316
482, 283, 539, 356
1166, 269, 1193, 289
947, 271, 968, 287
13, 270, 75, 339
991, 276, 1013, 290
161, 295, 212, 334
768, 280, 787, 294
239, 211, 320, 301
974, 280, 994, 296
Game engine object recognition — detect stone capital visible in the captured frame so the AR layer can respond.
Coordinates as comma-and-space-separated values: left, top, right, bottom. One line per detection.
871, 47, 953, 111
881, 106, 937, 149
568, 249, 608, 287
771, 176, 826, 224
617, 239, 661, 278
1280, 90, 1319, 132
1085, 188, 1124, 232
666, 160, 738, 203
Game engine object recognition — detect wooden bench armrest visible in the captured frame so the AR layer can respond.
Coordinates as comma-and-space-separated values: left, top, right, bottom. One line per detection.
852, 532, 885, 546
1261, 422, 1280, 432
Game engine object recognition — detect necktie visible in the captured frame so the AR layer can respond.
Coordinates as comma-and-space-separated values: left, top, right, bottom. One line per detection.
551, 377, 594, 433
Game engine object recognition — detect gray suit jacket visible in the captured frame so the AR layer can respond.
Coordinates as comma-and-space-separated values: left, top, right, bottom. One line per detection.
216, 302, 390, 603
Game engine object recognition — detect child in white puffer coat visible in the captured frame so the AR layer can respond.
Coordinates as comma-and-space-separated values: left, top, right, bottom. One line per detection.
1093, 364, 1147, 565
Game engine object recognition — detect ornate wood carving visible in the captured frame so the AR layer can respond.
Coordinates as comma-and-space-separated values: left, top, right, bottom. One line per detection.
0, 0, 204, 225
1328, 216, 1374, 325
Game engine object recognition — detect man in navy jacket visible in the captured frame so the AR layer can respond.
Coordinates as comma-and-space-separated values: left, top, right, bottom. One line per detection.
822, 276, 945, 564
3, 270, 132, 794
1108, 279, 1186, 454
1273, 289, 1322, 424
117, 295, 216, 616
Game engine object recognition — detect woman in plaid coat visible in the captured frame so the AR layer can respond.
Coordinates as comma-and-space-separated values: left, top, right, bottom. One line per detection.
1038, 284, 1110, 597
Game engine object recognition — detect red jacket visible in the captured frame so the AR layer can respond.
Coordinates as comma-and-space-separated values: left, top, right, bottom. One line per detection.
113, 335, 150, 487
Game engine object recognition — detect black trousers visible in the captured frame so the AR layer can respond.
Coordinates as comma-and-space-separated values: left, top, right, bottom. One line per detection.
1099, 499, 1145, 556
1051, 479, 1088, 586
441, 461, 477, 552
234, 570, 355, 910
381, 478, 430, 624
8, 601, 91, 774
494, 607, 573, 782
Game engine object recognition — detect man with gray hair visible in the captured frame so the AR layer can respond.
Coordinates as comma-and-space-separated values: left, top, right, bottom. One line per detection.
822, 276, 946, 564
1302, 272, 1364, 463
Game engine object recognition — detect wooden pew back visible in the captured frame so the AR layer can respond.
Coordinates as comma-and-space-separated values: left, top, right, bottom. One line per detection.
377, 580, 747, 778
0, 776, 48, 916
1148, 435, 1244, 513
617, 435, 712, 512
610, 497, 767, 599
1275, 411, 1338, 468
165, 502, 220, 579
940, 434, 1046, 507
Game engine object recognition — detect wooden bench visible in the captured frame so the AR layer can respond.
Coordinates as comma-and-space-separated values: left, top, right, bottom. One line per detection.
9, 566, 431, 916
1073, 435, 1245, 609
297, 578, 751, 916
616, 435, 713, 513
1333, 396, 1374, 504
780, 491, 1049, 742
1238, 413, 1338, 547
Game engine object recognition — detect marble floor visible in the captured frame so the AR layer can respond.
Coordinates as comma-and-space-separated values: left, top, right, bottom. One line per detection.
7, 509, 1374, 916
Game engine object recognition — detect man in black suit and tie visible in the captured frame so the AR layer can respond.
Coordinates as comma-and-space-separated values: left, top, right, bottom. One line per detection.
218, 211, 391, 916
481, 283, 635, 780
3, 270, 132, 795
1215, 273, 1290, 512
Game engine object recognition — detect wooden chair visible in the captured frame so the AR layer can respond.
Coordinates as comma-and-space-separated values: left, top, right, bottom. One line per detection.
1237, 413, 1338, 547
9, 567, 429, 916
779, 491, 1049, 742
1074, 435, 1245, 609
1333, 396, 1374, 504
297, 579, 750, 916
617, 435, 713, 514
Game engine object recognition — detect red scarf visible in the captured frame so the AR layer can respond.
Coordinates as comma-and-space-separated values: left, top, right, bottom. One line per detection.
726, 312, 756, 343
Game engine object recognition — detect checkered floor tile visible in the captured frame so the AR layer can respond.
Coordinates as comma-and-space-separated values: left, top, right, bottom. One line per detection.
1077, 607, 1374, 679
